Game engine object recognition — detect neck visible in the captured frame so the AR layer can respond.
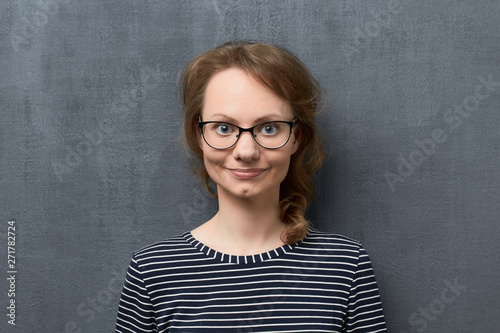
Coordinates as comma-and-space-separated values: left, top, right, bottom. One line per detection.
211, 186, 286, 254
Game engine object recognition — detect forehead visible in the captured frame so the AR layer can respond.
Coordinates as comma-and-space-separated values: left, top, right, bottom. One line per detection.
202, 68, 293, 123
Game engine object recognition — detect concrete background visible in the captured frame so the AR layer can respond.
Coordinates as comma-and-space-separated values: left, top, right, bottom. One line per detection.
1, 0, 499, 332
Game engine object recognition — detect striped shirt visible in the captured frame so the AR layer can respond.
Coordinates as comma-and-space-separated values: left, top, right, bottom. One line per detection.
116, 228, 387, 332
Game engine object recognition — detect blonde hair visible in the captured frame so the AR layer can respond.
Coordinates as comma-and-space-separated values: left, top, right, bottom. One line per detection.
178, 41, 325, 244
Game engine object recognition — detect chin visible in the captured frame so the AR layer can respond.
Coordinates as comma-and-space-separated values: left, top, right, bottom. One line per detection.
220, 186, 257, 199
221, 183, 278, 201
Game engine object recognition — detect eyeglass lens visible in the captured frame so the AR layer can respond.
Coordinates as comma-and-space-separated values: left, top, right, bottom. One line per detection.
202, 122, 292, 149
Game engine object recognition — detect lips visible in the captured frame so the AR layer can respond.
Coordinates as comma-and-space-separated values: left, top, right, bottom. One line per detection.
227, 168, 266, 179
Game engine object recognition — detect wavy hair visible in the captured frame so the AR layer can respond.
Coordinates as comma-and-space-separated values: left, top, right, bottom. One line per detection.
178, 41, 325, 244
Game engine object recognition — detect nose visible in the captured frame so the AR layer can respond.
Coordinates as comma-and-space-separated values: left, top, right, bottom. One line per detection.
232, 132, 260, 161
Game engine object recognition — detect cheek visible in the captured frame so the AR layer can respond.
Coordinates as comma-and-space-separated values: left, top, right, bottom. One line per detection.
281, 156, 292, 178
203, 153, 216, 171
202, 151, 225, 178
271, 154, 293, 181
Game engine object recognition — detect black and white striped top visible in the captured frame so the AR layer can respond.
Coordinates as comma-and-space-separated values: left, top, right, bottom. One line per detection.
116, 228, 387, 332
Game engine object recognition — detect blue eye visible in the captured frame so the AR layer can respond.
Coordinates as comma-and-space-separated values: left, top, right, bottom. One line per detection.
259, 123, 279, 135
215, 124, 233, 135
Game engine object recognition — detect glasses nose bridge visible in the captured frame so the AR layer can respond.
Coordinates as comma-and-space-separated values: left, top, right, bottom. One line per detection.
237, 125, 256, 137
235, 125, 257, 145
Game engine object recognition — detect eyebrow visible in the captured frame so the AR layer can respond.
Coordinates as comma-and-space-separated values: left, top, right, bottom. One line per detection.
205, 113, 291, 123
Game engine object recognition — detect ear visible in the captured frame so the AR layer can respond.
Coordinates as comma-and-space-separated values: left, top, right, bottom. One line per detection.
291, 125, 301, 155
195, 118, 204, 150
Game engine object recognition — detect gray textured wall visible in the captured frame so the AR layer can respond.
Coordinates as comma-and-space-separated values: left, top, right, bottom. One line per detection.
1, 0, 499, 332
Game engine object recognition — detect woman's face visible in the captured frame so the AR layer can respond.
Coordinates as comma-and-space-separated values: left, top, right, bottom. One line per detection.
199, 67, 300, 201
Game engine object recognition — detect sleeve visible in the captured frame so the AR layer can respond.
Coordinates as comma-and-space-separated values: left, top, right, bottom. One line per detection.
115, 254, 157, 333
343, 245, 387, 332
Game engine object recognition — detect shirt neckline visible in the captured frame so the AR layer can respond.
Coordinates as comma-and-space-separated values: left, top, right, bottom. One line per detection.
182, 230, 309, 265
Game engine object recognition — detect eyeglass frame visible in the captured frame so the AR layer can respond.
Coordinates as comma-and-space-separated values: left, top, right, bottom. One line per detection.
197, 117, 299, 150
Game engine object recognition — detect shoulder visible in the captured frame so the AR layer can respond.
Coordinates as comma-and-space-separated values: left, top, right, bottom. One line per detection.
301, 228, 377, 274
304, 227, 363, 250
131, 231, 197, 265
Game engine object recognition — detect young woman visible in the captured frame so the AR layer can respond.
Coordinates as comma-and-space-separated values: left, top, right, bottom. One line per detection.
116, 41, 387, 332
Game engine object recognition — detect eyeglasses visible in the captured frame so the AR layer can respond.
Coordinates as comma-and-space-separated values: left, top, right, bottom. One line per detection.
197, 118, 298, 150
